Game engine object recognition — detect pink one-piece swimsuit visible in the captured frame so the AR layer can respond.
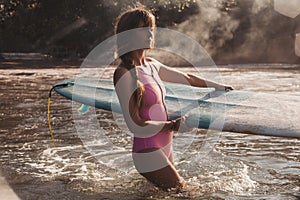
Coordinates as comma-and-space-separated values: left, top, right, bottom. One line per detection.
132, 63, 173, 157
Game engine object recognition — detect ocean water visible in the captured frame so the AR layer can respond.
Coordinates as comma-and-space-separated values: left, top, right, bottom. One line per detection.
0, 63, 299, 199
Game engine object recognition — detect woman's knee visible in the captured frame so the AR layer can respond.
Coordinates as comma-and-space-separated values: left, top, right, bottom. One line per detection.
140, 164, 183, 190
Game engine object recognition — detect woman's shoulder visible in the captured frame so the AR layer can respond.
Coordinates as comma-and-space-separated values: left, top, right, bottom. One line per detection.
114, 64, 126, 75
114, 65, 126, 82
113, 64, 133, 85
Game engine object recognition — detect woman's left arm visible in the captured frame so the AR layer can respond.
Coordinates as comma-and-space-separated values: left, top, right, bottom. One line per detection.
158, 65, 234, 90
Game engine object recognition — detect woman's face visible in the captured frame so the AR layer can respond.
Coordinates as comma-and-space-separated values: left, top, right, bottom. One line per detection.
134, 21, 154, 50
116, 19, 155, 55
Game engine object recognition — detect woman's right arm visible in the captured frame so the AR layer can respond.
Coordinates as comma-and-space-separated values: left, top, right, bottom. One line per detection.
113, 67, 180, 137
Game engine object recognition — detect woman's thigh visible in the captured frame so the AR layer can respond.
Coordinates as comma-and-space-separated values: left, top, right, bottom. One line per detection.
132, 148, 183, 189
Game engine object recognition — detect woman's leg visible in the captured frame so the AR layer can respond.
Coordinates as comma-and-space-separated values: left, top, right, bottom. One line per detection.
132, 148, 184, 190
141, 162, 183, 190
168, 151, 174, 165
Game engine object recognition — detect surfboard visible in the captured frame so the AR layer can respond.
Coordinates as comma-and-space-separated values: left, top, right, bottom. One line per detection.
53, 78, 300, 139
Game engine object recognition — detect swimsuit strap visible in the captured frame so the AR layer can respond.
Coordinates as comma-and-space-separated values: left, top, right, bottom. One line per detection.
148, 62, 160, 83
148, 61, 169, 120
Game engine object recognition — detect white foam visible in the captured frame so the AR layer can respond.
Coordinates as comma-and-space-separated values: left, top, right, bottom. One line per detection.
25, 146, 111, 181
185, 162, 256, 196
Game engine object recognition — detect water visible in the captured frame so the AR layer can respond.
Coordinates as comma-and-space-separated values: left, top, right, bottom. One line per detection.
0, 63, 300, 199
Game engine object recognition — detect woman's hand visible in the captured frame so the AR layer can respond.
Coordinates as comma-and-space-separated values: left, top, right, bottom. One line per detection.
224, 85, 234, 91
170, 116, 195, 132
215, 84, 234, 91
170, 117, 182, 132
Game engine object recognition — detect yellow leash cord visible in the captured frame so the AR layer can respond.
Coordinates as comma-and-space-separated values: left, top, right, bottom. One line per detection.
47, 87, 56, 147
47, 82, 72, 147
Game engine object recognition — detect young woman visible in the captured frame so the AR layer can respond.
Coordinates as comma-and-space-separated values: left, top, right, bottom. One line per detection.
113, 6, 233, 190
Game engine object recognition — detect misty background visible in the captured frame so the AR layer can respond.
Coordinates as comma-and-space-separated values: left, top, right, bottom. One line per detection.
0, 0, 300, 65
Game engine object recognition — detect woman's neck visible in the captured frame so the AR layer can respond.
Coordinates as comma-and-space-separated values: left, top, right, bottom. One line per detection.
131, 50, 146, 66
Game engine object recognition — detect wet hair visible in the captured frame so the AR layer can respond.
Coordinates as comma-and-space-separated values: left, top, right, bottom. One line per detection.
114, 5, 155, 109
